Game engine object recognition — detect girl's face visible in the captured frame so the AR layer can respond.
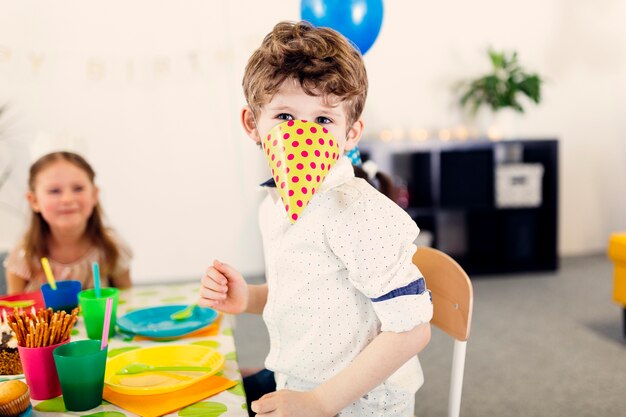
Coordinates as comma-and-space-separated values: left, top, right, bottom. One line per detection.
27, 160, 99, 234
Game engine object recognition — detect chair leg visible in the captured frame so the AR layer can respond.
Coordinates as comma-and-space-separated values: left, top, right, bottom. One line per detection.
448, 340, 467, 417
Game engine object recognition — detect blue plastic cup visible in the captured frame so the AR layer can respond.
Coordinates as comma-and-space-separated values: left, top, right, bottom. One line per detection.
41, 280, 82, 313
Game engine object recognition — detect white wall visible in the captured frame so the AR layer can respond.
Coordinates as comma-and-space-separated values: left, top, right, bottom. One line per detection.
1, 0, 624, 283
363, 0, 626, 256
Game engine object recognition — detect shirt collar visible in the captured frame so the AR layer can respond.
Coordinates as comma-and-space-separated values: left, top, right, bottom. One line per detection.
259, 156, 354, 193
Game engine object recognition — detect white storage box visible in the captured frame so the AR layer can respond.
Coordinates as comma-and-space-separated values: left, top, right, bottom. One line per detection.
495, 163, 544, 208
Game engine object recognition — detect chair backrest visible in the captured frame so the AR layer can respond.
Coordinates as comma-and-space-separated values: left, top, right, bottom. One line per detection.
413, 246, 473, 341
412, 246, 473, 417
0, 252, 7, 296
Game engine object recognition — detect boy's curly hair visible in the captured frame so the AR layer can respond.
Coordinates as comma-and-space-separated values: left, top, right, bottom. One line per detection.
243, 21, 368, 126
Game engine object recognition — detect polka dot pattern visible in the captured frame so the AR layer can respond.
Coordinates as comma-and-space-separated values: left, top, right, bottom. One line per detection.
262, 120, 340, 223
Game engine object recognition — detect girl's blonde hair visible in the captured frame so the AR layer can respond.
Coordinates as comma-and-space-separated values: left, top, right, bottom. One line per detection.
22, 151, 120, 281
243, 21, 368, 126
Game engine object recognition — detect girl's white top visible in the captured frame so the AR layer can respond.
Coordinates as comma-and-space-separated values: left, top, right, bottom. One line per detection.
4, 231, 131, 291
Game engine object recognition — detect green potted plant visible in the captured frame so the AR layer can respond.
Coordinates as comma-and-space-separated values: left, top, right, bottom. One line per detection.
458, 49, 543, 138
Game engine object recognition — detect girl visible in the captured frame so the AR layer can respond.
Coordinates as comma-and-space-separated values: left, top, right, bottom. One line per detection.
3, 151, 132, 294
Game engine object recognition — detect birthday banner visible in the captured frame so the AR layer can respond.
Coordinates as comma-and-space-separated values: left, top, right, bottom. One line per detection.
0, 44, 237, 82
0, 0, 266, 84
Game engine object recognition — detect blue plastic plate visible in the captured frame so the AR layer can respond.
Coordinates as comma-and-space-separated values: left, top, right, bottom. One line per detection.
116, 305, 219, 338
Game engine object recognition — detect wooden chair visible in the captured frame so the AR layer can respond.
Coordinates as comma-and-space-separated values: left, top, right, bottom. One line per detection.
413, 247, 473, 417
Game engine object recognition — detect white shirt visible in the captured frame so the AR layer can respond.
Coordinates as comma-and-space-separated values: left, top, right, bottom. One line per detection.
259, 156, 433, 416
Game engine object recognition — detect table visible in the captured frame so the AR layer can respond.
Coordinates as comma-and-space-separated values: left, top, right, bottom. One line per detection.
28, 282, 248, 417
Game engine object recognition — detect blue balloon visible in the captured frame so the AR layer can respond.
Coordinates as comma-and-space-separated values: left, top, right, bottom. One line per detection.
301, 0, 384, 55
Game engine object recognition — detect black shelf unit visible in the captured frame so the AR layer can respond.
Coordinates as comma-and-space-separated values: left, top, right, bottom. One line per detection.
364, 139, 558, 275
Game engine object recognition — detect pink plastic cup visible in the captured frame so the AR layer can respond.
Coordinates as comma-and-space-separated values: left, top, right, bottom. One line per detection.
17, 339, 69, 400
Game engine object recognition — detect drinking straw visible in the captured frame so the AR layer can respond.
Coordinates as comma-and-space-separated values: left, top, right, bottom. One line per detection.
92, 262, 101, 298
101, 297, 113, 350
40, 257, 57, 290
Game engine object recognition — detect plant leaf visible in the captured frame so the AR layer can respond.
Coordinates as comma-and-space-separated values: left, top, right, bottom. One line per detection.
458, 49, 542, 114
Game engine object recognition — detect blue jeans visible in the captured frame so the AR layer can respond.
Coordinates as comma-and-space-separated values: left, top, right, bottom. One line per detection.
243, 369, 276, 417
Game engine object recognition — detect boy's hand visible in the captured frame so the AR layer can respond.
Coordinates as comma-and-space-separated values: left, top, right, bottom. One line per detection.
251, 389, 332, 417
198, 260, 248, 314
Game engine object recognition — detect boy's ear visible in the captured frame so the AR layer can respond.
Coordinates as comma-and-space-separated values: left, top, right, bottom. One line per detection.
26, 191, 40, 213
344, 118, 364, 152
241, 106, 261, 143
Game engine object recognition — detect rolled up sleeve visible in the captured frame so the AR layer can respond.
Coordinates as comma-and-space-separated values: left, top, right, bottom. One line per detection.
328, 193, 433, 332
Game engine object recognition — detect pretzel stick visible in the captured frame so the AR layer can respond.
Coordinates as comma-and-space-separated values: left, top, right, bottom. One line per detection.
8, 322, 22, 346
43, 322, 49, 347
5, 307, 82, 347
8, 321, 20, 345
61, 315, 71, 341
62, 315, 77, 342
50, 314, 58, 345
33, 322, 39, 347
38, 322, 44, 347
29, 321, 35, 345
19, 317, 28, 344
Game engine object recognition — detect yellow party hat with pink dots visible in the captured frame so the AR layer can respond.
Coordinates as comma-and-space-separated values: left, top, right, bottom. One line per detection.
262, 120, 340, 223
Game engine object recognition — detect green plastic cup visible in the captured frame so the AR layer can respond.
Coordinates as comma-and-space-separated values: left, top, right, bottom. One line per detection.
78, 288, 119, 340
53, 339, 108, 411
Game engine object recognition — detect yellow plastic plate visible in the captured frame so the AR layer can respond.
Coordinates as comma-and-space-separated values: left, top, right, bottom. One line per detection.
104, 345, 224, 395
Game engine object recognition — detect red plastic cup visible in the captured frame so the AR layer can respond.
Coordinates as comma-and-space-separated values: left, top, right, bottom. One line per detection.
17, 339, 69, 400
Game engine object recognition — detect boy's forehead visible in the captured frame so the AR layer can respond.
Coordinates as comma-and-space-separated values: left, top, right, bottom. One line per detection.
263, 81, 346, 114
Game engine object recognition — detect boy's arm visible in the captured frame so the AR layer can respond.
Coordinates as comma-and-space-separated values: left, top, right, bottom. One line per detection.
251, 322, 431, 416
314, 322, 431, 414
199, 260, 268, 315
245, 283, 268, 314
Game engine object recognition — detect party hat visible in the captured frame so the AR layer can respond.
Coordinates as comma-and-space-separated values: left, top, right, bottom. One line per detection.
262, 120, 340, 223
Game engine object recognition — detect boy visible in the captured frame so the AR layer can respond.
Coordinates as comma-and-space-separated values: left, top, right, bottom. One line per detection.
199, 21, 433, 416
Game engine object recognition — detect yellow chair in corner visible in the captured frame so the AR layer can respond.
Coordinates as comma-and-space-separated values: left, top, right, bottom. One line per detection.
608, 233, 626, 338
413, 247, 474, 417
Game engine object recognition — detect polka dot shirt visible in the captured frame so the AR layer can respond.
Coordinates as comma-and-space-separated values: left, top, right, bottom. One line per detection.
258, 157, 433, 416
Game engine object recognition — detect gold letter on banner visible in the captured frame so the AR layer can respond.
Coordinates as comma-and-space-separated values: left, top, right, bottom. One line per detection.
30, 52, 45, 74
153, 57, 170, 76
87, 59, 105, 80
188, 51, 200, 73
0, 46, 11, 62
126, 59, 135, 81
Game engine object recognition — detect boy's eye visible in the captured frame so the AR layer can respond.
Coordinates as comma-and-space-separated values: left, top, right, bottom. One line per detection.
47, 188, 61, 195
276, 113, 294, 121
73, 186, 85, 193
316, 116, 332, 124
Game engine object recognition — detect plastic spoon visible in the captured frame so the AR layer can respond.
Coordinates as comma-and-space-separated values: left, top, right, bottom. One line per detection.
116, 362, 212, 375
40, 257, 57, 290
0, 300, 35, 308
169, 304, 197, 321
